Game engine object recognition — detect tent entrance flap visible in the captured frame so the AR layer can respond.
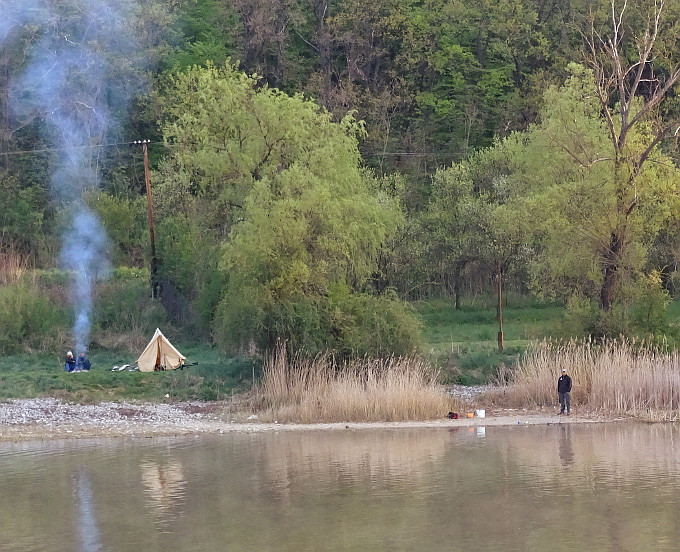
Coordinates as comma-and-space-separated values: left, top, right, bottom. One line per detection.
137, 328, 186, 372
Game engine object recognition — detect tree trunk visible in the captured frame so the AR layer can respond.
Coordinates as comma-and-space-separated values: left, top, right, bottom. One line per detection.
454, 273, 461, 310
599, 230, 624, 311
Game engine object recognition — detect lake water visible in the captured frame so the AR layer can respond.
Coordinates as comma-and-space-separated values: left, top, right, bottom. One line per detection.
1, 422, 679, 551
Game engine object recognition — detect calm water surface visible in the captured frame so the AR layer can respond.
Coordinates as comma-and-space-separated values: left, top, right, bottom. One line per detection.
0, 423, 679, 551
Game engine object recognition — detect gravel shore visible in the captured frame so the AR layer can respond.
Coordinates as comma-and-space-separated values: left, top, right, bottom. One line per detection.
0, 398, 613, 442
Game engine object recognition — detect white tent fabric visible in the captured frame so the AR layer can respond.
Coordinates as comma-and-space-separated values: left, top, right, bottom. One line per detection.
137, 328, 186, 372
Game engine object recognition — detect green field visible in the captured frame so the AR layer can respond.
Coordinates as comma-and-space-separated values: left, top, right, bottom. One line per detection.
415, 295, 565, 385
0, 344, 256, 403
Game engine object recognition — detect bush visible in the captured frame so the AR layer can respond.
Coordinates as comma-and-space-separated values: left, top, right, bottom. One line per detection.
94, 271, 167, 337
0, 281, 67, 353
214, 282, 423, 358
327, 285, 422, 358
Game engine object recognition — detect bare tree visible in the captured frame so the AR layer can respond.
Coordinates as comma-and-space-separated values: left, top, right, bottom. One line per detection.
583, 0, 680, 309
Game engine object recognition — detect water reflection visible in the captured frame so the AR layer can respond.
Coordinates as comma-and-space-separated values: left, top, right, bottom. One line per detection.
74, 472, 102, 552
140, 459, 187, 527
558, 425, 574, 466
0, 424, 677, 551
260, 429, 450, 502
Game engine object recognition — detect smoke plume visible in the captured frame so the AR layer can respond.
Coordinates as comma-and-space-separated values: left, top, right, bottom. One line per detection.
3, 0, 145, 355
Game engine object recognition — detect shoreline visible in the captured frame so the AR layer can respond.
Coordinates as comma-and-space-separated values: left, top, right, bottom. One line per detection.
0, 398, 622, 442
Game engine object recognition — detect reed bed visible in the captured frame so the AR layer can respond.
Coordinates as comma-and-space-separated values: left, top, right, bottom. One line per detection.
255, 345, 458, 423
0, 244, 28, 285
493, 339, 680, 418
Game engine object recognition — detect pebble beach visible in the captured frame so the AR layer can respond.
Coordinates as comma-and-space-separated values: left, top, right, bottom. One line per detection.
0, 397, 611, 442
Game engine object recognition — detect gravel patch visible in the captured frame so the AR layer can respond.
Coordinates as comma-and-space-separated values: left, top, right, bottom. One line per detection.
446, 384, 493, 401
0, 397, 615, 442
0, 398, 224, 441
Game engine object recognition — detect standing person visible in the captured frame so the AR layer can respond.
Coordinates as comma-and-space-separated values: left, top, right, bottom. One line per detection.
558, 368, 572, 415
75, 352, 91, 372
64, 351, 76, 372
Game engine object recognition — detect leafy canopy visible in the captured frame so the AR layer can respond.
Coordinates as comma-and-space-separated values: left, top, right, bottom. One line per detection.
158, 62, 411, 354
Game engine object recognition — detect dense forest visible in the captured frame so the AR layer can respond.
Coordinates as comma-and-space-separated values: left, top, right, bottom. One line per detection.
1, 0, 679, 357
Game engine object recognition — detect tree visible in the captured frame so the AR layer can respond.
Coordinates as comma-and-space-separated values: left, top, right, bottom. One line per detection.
157, 62, 411, 354
582, 0, 680, 309
504, 63, 680, 325
420, 163, 491, 308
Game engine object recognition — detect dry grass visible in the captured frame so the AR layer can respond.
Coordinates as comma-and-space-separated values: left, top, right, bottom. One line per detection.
254, 344, 458, 423
0, 243, 28, 285
491, 339, 680, 419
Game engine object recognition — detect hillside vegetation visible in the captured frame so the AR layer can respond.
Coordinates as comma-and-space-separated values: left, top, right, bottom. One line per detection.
1, 0, 679, 389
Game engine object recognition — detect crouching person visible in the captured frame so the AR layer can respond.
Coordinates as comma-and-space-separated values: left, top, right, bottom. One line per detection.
64, 351, 76, 372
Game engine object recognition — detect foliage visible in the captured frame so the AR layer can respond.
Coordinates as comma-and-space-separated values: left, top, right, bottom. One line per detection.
462, 63, 680, 336
326, 285, 423, 357
158, 62, 411, 354
0, 281, 67, 354
93, 273, 168, 337
3, 0, 680, 362
0, 176, 47, 256
85, 190, 148, 266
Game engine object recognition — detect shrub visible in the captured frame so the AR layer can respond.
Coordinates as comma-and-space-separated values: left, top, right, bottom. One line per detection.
327, 285, 422, 358
0, 281, 67, 353
214, 283, 423, 358
93, 274, 168, 350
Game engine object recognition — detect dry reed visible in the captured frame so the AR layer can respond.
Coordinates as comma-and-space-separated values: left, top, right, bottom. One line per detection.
255, 344, 458, 423
493, 339, 680, 418
0, 241, 28, 285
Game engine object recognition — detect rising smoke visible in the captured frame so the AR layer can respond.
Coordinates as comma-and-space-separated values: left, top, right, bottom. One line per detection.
3, 0, 146, 355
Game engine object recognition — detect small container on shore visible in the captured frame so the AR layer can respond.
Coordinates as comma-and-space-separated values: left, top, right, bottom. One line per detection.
466, 412, 474, 418
475, 409, 486, 418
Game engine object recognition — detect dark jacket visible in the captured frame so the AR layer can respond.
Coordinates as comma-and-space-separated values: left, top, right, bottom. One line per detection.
65, 355, 76, 372
76, 355, 91, 371
557, 374, 572, 393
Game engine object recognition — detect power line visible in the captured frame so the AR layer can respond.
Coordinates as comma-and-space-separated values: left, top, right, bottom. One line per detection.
0, 140, 160, 157
0, 140, 462, 159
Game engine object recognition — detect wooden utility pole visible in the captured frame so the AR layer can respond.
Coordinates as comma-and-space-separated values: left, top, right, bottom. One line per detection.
138, 140, 159, 298
497, 260, 504, 352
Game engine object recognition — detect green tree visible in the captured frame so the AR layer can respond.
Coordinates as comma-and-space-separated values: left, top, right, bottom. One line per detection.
504, 63, 680, 327
157, 62, 412, 354
581, 0, 680, 309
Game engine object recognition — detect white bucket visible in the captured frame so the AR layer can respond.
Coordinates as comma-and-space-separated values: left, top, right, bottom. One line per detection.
475, 409, 486, 418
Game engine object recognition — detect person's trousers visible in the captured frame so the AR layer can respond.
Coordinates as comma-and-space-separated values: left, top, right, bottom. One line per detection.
559, 392, 570, 413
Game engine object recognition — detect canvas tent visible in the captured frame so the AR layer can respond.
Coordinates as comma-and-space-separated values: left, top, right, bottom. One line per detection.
137, 328, 186, 372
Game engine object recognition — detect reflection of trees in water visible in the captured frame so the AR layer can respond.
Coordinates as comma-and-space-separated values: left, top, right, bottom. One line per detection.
259, 430, 450, 501
140, 460, 187, 526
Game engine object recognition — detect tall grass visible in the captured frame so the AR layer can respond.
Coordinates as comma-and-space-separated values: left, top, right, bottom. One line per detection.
0, 243, 28, 285
255, 345, 458, 422
493, 339, 680, 418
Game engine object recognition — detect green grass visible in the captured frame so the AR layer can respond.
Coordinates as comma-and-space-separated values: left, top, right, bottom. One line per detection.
415, 294, 565, 385
417, 294, 680, 385
2, 292, 678, 400
0, 344, 258, 403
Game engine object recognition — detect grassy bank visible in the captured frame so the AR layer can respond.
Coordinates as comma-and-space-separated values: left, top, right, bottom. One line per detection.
489, 339, 680, 419
0, 345, 256, 403
416, 295, 563, 384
